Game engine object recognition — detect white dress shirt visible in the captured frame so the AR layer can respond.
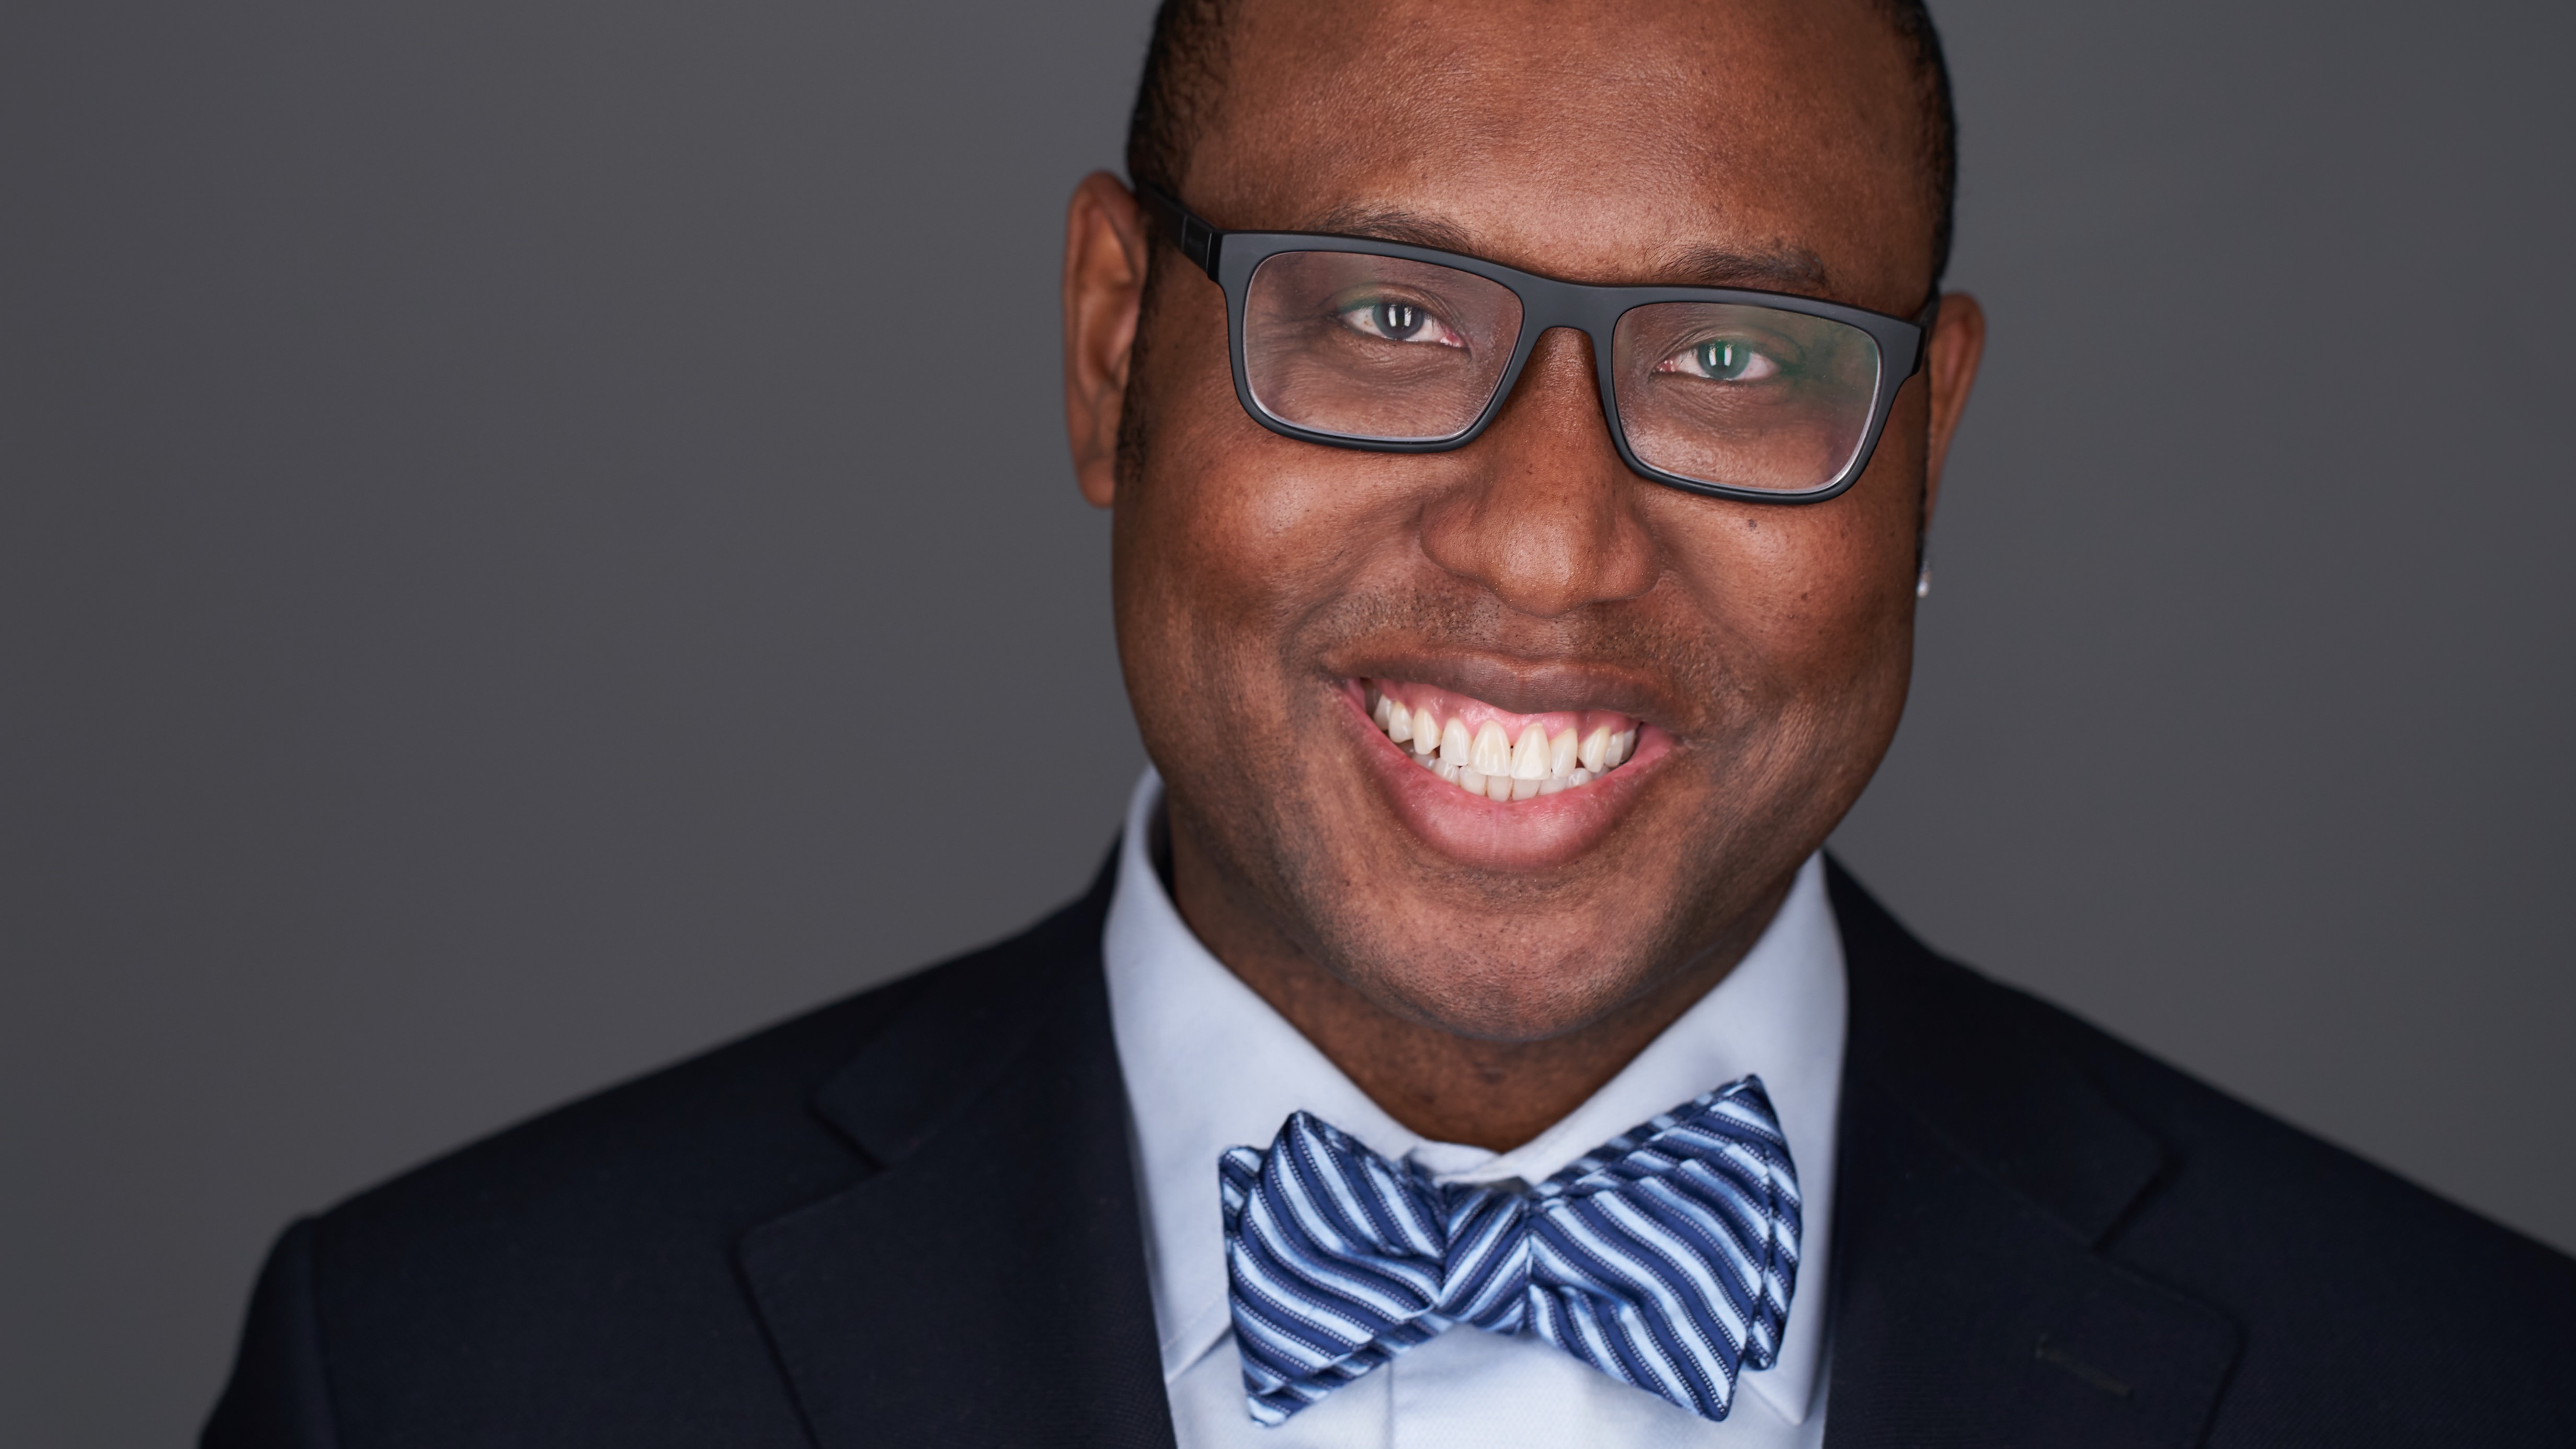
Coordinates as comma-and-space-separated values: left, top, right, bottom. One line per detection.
1103, 769, 1848, 1448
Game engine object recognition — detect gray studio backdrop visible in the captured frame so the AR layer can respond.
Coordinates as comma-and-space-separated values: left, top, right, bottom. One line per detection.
4, 2, 2569, 1444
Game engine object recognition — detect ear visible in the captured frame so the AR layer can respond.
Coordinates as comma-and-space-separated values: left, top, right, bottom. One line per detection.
1063, 171, 1152, 509
1917, 291, 1987, 527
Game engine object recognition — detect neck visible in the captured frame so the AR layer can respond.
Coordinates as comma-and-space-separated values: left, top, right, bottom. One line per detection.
1161, 809, 1788, 1153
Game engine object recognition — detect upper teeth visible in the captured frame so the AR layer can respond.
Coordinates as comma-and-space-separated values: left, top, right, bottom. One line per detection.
1364, 681, 1639, 803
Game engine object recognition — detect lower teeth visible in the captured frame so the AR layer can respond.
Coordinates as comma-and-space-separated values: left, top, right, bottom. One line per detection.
1419, 755, 1607, 801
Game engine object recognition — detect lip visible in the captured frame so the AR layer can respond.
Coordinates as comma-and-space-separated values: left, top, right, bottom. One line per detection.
1337, 678, 1671, 871
1331, 651, 1681, 732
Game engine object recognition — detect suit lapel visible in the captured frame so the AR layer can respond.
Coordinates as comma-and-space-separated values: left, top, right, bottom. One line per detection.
737, 865, 1177, 1449
1821, 860, 2238, 1448
732, 846, 2242, 1446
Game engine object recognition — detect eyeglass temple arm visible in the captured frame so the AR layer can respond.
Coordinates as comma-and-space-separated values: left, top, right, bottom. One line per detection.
1907, 295, 1941, 378
1139, 185, 1224, 279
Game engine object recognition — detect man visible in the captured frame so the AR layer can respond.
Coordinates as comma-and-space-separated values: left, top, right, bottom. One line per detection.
206, 0, 2576, 1444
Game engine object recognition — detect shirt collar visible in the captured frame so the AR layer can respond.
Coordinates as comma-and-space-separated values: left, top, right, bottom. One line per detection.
1102, 767, 1846, 1427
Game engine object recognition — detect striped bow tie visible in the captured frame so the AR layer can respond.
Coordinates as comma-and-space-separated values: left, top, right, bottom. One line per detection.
1219, 1077, 1800, 1425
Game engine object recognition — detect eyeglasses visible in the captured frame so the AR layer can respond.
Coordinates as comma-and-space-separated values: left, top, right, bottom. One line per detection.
1144, 188, 1934, 505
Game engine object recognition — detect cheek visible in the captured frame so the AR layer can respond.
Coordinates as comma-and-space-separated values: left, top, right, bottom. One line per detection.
1632, 455, 1920, 750
1159, 461, 1377, 651
1654, 506, 1904, 667
1145, 357, 1405, 609
1114, 334, 1414, 711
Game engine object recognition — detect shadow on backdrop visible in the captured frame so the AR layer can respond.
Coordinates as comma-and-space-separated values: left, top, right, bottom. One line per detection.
1, 2, 2567, 1445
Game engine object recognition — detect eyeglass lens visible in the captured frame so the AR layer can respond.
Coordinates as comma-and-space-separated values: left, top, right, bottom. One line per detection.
1242, 250, 1884, 493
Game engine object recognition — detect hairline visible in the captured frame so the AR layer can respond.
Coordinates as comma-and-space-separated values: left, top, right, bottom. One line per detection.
1124, 0, 1958, 292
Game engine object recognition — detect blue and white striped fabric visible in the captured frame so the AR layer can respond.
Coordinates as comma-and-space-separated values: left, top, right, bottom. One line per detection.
1218, 1077, 1800, 1427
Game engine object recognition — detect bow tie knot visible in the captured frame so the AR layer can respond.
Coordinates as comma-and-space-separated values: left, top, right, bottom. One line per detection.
1220, 1077, 1800, 1426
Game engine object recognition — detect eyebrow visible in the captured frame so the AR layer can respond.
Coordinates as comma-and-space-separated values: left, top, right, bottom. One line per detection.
1298, 204, 1481, 254
1660, 242, 1833, 294
1289, 204, 1837, 296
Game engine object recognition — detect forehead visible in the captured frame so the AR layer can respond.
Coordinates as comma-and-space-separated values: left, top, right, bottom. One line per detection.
1184, 0, 1934, 312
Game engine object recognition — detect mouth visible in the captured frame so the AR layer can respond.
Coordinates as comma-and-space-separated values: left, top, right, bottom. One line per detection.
1361, 678, 1642, 803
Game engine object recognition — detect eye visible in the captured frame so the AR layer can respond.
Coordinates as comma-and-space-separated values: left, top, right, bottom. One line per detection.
1336, 298, 1464, 347
1657, 337, 1781, 381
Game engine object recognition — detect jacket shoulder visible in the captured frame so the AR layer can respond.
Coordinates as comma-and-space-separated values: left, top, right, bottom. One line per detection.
2011, 972, 2576, 1439
1828, 859, 2576, 1442
209, 877, 1111, 1447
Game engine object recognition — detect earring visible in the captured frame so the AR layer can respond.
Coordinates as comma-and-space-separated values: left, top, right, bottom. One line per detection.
1916, 561, 1932, 599
1914, 536, 1933, 599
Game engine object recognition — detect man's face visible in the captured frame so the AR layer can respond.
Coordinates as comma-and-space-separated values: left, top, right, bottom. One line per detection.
1080, 0, 1978, 1043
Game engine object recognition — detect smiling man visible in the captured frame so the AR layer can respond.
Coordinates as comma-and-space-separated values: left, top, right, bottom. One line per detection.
206, 2, 2575, 1446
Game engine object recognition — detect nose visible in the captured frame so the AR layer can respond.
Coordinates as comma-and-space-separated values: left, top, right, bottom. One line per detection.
1417, 327, 1660, 618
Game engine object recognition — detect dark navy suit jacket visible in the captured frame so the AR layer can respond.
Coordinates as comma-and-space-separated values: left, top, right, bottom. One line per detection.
205, 858, 2576, 1446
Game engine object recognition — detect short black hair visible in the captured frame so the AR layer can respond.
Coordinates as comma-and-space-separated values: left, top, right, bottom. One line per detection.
1125, 0, 1959, 289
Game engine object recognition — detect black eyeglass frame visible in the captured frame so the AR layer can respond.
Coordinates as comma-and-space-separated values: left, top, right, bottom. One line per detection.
1144, 187, 1935, 505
